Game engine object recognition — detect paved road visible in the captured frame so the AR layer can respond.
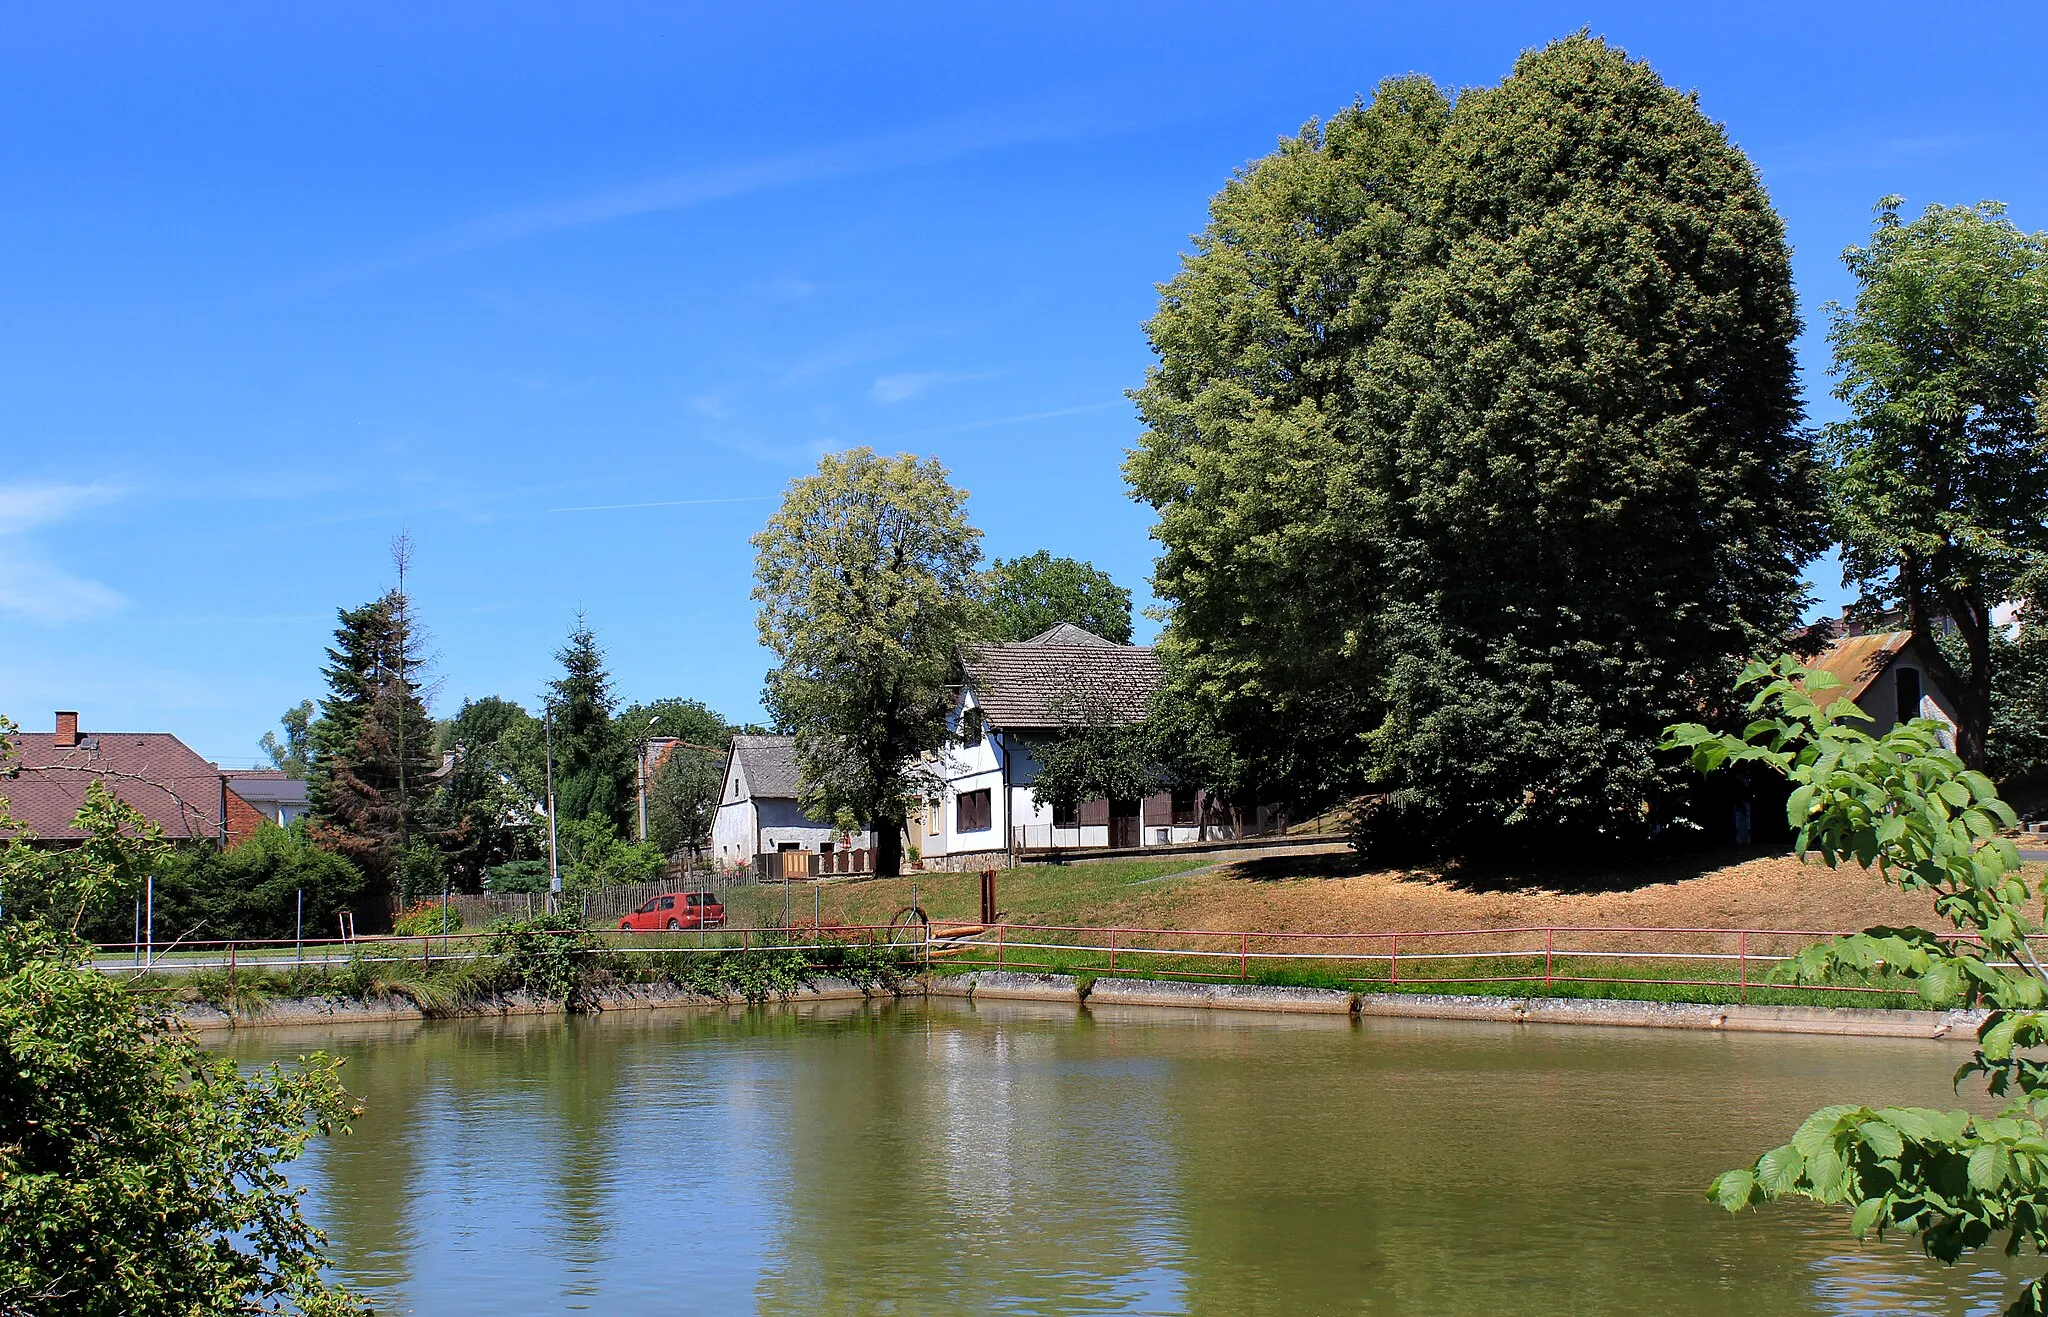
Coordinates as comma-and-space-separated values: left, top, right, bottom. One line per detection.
2025, 848, 2048, 864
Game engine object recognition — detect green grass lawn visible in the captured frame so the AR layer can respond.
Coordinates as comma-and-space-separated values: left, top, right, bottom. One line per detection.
710, 856, 1215, 932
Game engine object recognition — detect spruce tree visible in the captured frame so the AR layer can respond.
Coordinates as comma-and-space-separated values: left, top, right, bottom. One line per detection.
307, 590, 436, 918
548, 616, 629, 830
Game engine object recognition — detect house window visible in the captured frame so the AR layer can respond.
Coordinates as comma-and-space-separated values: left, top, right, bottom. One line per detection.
957, 789, 992, 833
1052, 799, 1078, 827
927, 802, 941, 836
1171, 787, 1197, 826
1896, 667, 1922, 724
958, 706, 983, 748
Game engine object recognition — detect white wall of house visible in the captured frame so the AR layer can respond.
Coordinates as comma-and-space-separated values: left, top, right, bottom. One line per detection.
1854, 640, 1962, 748
711, 753, 873, 867
712, 755, 759, 865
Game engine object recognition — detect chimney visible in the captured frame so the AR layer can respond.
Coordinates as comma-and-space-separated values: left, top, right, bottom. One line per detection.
54, 711, 79, 748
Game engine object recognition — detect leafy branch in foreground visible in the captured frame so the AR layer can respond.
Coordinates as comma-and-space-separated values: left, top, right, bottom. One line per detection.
1665, 657, 2048, 1314
1, 719, 365, 1316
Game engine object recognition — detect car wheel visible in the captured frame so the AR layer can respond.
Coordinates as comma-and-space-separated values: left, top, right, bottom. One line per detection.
620, 922, 632, 932
667, 918, 681, 931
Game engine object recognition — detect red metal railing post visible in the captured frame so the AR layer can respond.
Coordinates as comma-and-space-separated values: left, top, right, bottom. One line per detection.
1738, 931, 1747, 1003
997, 924, 1005, 969
228, 940, 236, 998
1108, 927, 1118, 975
1544, 928, 1553, 991
1389, 935, 1398, 989
1240, 932, 1248, 982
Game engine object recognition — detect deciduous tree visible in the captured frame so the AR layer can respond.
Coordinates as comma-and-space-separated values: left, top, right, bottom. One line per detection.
1128, 36, 1824, 859
1667, 659, 2048, 1316
0, 723, 362, 1316
981, 551, 1133, 644
753, 448, 983, 877
1826, 198, 2048, 767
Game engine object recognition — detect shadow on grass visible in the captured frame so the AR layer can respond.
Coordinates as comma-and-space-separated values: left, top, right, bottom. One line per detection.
1225, 843, 1797, 896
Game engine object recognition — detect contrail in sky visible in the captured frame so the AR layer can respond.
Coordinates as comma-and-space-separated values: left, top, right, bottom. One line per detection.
546, 495, 775, 513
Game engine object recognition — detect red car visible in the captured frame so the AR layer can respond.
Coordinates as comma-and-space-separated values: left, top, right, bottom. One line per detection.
619, 891, 725, 932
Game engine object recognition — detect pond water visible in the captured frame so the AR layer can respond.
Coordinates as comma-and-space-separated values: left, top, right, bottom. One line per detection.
227, 999, 2027, 1315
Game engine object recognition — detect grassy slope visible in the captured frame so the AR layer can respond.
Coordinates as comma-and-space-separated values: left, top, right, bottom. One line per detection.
708, 848, 2048, 1012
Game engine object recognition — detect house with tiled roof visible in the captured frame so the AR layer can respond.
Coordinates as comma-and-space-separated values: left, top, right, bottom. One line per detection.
1804, 629, 1963, 747
710, 734, 870, 872
918, 624, 1238, 867
2, 710, 289, 848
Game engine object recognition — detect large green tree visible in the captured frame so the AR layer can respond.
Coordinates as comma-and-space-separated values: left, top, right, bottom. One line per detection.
1826, 198, 2048, 768
1127, 36, 1824, 858
428, 696, 544, 890
753, 447, 983, 876
307, 591, 437, 918
980, 551, 1134, 644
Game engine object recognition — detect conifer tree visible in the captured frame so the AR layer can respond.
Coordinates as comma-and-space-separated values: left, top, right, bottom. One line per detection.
547, 616, 629, 830
307, 589, 436, 919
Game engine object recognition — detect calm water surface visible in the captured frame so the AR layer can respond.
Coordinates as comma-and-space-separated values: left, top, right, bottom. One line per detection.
227, 999, 2027, 1315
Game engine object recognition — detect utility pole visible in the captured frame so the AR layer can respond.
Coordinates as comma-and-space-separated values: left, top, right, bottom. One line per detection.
637, 715, 661, 843
544, 703, 562, 909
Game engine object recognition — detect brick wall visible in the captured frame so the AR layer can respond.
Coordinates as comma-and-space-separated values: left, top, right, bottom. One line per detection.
223, 782, 268, 847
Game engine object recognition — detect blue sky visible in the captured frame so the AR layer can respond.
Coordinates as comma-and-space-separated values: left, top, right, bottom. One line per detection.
2, 2, 2043, 765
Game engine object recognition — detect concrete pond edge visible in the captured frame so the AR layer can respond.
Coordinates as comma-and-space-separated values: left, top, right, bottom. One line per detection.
176, 971, 1986, 1043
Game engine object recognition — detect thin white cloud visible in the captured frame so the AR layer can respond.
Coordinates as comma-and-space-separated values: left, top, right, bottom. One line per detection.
348, 93, 1132, 278
0, 481, 121, 535
0, 482, 127, 624
871, 372, 947, 404
0, 556, 126, 624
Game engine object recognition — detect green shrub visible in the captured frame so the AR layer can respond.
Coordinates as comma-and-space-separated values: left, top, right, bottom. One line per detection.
485, 914, 613, 1008
392, 899, 462, 936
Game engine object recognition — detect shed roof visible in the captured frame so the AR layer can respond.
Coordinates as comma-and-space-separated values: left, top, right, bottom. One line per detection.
1805, 630, 1914, 709
730, 734, 801, 799
962, 626, 1161, 730
4, 730, 224, 841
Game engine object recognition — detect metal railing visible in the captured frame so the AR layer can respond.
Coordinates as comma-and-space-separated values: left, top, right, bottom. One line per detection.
89, 919, 2010, 1007
924, 921, 2009, 1003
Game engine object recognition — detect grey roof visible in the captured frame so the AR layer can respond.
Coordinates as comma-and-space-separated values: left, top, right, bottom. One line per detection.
224, 771, 309, 807
731, 734, 802, 799
962, 627, 1161, 730
1021, 622, 1120, 648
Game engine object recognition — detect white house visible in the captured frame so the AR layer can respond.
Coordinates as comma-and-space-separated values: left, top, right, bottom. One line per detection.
1807, 629, 1964, 746
919, 623, 1245, 867
711, 735, 870, 871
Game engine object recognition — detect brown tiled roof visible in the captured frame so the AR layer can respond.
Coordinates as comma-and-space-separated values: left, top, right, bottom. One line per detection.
1805, 631, 1912, 710
4, 730, 225, 842
962, 628, 1162, 730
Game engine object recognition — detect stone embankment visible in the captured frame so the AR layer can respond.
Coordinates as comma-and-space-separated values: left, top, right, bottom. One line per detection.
180, 972, 1986, 1042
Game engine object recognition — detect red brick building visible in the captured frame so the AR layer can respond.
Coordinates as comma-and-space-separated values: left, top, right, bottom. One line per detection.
3, 710, 294, 847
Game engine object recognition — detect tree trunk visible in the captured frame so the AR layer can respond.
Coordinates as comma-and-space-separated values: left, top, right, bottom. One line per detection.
875, 816, 904, 878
